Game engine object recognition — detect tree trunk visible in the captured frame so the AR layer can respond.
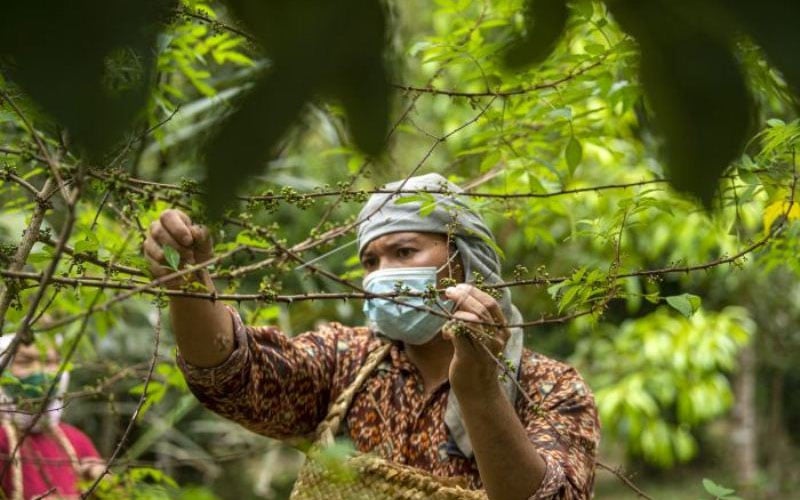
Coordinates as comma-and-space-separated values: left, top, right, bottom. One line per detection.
765, 371, 789, 499
731, 345, 757, 493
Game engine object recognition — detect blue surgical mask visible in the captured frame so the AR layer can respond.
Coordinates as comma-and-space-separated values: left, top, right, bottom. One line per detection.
362, 265, 455, 345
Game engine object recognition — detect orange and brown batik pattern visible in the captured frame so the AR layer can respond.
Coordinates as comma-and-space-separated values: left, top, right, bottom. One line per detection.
177, 308, 600, 499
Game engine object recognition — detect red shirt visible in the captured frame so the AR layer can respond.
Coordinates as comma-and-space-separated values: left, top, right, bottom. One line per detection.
0, 423, 100, 499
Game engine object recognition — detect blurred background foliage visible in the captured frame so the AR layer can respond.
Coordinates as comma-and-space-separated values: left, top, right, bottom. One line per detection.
2, 0, 800, 498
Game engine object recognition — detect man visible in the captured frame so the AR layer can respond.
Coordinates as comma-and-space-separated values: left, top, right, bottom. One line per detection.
0, 335, 105, 500
144, 173, 599, 499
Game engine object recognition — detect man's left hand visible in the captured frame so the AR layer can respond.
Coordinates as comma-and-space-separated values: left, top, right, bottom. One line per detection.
442, 283, 510, 395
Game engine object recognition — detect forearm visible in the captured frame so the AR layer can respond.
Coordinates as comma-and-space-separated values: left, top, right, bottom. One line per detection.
177, 310, 344, 439
169, 270, 234, 367
456, 382, 546, 500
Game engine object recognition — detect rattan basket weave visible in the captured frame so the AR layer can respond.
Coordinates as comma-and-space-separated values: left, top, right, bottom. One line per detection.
290, 343, 487, 500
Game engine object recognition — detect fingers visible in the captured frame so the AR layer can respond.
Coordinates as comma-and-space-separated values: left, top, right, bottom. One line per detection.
160, 209, 194, 248
143, 235, 165, 265
190, 224, 214, 261
143, 209, 211, 275
443, 310, 483, 336
149, 220, 195, 264
147, 257, 168, 278
144, 236, 181, 283
443, 284, 510, 355
445, 284, 506, 328
443, 310, 505, 354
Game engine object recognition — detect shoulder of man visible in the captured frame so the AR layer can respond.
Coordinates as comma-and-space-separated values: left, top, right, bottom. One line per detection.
518, 348, 594, 400
519, 348, 574, 373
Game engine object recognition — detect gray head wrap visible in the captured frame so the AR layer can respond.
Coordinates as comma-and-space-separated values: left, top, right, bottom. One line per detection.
357, 173, 524, 458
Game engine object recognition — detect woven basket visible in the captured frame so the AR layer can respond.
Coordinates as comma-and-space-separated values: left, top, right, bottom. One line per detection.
290, 343, 487, 500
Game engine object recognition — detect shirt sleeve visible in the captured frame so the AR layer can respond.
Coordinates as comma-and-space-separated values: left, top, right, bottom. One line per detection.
176, 306, 343, 440
520, 363, 600, 500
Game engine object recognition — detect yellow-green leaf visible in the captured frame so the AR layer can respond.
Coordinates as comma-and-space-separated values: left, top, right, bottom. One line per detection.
565, 136, 583, 174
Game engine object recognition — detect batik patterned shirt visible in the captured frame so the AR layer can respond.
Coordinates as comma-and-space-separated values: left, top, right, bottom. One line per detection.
177, 308, 599, 499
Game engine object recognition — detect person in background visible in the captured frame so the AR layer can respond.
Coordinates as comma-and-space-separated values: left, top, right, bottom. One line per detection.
0, 334, 105, 500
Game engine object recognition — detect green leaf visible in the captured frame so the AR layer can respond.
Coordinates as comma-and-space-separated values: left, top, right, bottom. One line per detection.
565, 136, 583, 174
584, 43, 606, 55
27, 251, 54, 264
666, 294, 701, 318
547, 281, 567, 299
74, 239, 99, 254
129, 381, 166, 419
549, 107, 572, 120
702, 478, 736, 498
394, 193, 438, 217
163, 245, 181, 272
559, 284, 582, 312
394, 194, 436, 205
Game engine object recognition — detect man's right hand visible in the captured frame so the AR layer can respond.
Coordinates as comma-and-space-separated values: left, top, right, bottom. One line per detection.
143, 209, 214, 289
143, 209, 234, 367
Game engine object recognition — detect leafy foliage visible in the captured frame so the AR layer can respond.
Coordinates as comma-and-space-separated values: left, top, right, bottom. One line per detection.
575, 307, 754, 467
702, 478, 742, 500
505, 0, 800, 206
4, 0, 800, 213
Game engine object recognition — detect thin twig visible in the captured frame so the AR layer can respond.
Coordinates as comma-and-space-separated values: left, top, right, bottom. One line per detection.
0, 90, 70, 202
391, 58, 606, 98
177, 8, 256, 43
596, 461, 655, 500
0, 166, 85, 376
26, 246, 248, 334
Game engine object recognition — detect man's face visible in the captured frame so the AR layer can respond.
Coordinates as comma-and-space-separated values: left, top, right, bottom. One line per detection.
360, 231, 464, 284
10, 343, 59, 379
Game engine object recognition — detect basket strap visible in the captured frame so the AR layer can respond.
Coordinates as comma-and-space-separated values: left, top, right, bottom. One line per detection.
314, 341, 392, 447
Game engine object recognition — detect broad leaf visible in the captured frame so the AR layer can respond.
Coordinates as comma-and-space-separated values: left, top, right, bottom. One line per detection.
0, 1, 176, 158
163, 245, 181, 272
565, 136, 583, 174
665, 293, 701, 318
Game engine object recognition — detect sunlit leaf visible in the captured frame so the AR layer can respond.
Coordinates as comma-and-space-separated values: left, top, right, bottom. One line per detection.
565, 136, 583, 174
665, 294, 701, 318
163, 245, 181, 272
763, 200, 800, 235
702, 478, 736, 498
